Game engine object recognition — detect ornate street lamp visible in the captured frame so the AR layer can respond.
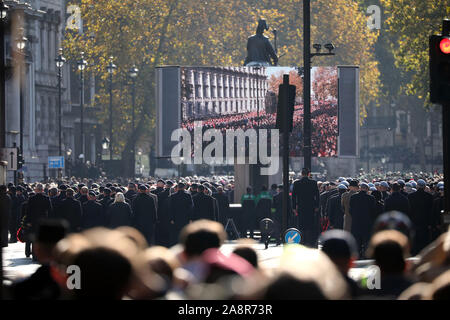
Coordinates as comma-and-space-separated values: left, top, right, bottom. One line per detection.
77, 52, 87, 162
55, 48, 66, 178
106, 57, 117, 160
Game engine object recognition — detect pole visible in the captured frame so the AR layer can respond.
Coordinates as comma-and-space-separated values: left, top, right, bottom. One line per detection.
0, 14, 5, 149
109, 72, 113, 161
58, 65, 62, 179
442, 103, 450, 215
131, 77, 135, 177
80, 67, 84, 163
19, 57, 24, 181
282, 74, 290, 234
303, 0, 312, 171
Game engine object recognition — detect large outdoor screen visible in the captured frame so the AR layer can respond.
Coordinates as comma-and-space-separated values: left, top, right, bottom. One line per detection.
179, 66, 338, 157
156, 66, 340, 159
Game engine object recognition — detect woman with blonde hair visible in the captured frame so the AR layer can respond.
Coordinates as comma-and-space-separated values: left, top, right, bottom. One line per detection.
107, 192, 133, 229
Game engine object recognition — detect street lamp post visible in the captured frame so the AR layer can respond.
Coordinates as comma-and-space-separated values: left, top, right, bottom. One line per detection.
106, 57, 117, 161
77, 52, 87, 163
0, 1, 8, 151
128, 65, 138, 177
55, 48, 66, 178
16, 28, 27, 184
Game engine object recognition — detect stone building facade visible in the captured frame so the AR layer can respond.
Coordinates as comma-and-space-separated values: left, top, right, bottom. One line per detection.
3, 0, 100, 182
181, 66, 268, 120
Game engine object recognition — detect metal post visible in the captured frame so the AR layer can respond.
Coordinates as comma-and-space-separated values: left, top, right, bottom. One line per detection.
131, 77, 135, 176
19, 57, 24, 181
109, 72, 113, 160
80, 67, 84, 163
303, 0, 312, 170
282, 74, 290, 233
0, 13, 5, 149
58, 64, 62, 178
443, 104, 450, 214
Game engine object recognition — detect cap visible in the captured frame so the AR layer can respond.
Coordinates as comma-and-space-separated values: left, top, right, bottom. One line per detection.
437, 181, 444, 188
349, 180, 359, 187
417, 179, 426, 188
370, 187, 377, 192
319, 230, 358, 260
374, 182, 380, 187
166, 180, 174, 186
338, 184, 348, 190
157, 179, 166, 184
397, 179, 405, 186
380, 181, 389, 188
360, 182, 369, 190
342, 181, 349, 187
405, 182, 413, 188
138, 184, 148, 191
338, 177, 346, 182
178, 182, 186, 188
368, 183, 375, 188
88, 191, 96, 197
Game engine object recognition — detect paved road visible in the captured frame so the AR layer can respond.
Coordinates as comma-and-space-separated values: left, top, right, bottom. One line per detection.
3, 241, 373, 285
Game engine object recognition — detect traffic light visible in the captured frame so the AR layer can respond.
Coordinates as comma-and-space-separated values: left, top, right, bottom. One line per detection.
276, 80, 296, 133
430, 19, 450, 104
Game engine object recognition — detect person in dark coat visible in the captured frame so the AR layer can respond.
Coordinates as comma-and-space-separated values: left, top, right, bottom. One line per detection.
1, 185, 12, 248
292, 168, 320, 247
155, 182, 172, 247
57, 188, 82, 234
326, 184, 347, 230
349, 183, 376, 257
8, 186, 24, 243
192, 185, 216, 221
125, 182, 138, 202
371, 190, 385, 221
241, 187, 256, 238
100, 188, 113, 217
384, 183, 410, 216
82, 191, 104, 230
431, 185, 444, 242
407, 179, 435, 255
23, 184, 53, 259
168, 182, 193, 246
132, 185, 158, 245
107, 192, 133, 228
213, 186, 229, 226
151, 180, 165, 195
272, 185, 292, 244
78, 186, 89, 205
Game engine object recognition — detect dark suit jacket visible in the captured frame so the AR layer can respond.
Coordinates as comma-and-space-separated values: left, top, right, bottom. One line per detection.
168, 190, 194, 228
25, 193, 53, 233
408, 189, 434, 229
292, 177, 320, 228
59, 197, 82, 233
82, 200, 104, 230
384, 192, 411, 216
193, 193, 216, 221
349, 191, 376, 237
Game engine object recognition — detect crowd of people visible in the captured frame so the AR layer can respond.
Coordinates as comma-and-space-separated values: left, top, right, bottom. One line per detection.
181, 101, 338, 157
0, 169, 449, 300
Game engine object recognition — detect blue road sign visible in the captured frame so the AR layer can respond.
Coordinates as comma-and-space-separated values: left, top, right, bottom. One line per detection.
284, 228, 302, 244
48, 156, 64, 169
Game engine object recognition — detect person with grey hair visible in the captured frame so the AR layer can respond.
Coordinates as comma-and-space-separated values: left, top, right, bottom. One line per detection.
349, 182, 376, 258
107, 192, 133, 229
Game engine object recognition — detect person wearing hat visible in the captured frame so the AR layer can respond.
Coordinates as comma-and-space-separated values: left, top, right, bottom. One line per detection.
131, 184, 158, 245
407, 179, 434, 255
192, 184, 216, 223
380, 181, 390, 201
167, 181, 194, 246
8, 185, 24, 244
319, 230, 363, 298
326, 184, 347, 230
99, 188, 114, 218
23, 184, 53, 258
124, 182, 137, 202
349, 182, 376, 258
151, 179, 166, 195
292, 168, 320, 247
0, 185, 12, 248
57, 188, 82, 234
431, 184, 444, 242
341, 180, 359, 232
8, 220, 68, 299
271, 184, 292, 245
81, 191, 104, 230
154, 180, 173, 247
212, 186, 230, 226
384, 183, 410, 217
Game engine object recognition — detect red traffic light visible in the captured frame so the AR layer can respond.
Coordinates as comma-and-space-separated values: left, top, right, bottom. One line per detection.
440, 37, 450, 54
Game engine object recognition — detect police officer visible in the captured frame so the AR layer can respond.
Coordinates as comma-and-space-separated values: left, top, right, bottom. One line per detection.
81, 191, 104, 230
132, 185, 158, 245
408, 179, 434, 254
168, 182, 194, 246
292, 168, 320, 247
241, 187, 256, 238
384, 183, 410, 216
326, 184, 347, 230
349, 182, 376, 257
192, 185, 216, 221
